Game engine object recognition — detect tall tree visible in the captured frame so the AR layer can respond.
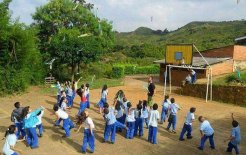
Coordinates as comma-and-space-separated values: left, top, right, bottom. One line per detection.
32, 0, 115, 80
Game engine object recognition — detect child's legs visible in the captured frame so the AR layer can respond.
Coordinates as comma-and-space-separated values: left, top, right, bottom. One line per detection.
199, 135, 208, 149
167, 122, 172, 129
130, 122, 135, 138
134, 119, 139, 135
11, 152, 19, 155
179, 124, 187, 140
88, 131, 95, 152
104, 124, 110, 141
122, 114, 126, 124
186, 125, 192, 137
139, 118, 143, 136
15, 123, 21, 138
55, 118, 62, 126
29, 127, 38, 148
144, 118, 149, 128
152, 127, 158, 144
69, 118, 75, 128
20, 122, 26, 137
172, 115, 177, 130
37, 124, 43, 135
26, 128, 32, 146
57, 95, 61, 103
161, 108, 166, 123
148, 126, 153, 142
82, 129, 89, 152
226, 142, 234, 152
63, 119, 70, 137
233, 144, 240, 154
110, 123, 116, 143
115, 121, 125, 130
126, 122, 130, 138
208, 134, 215, 148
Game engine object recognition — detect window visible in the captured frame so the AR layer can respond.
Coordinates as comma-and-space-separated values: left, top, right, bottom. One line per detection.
175, 52, 183, 60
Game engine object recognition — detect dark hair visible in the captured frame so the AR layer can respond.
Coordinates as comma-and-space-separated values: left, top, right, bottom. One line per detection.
137, 103, 142, 118
164, 95, 169, 102
60, 90, 64, 94
115, 101, 121, 111
127, 102, 132, 114
53, 105, 59, 111
14, 102, 20, 109
170, 98, 175, 103
103, 102, 109, 108
81, 84, 85, 89
76, 112, 87, 125
86, 83, 89, 88
4, 125, 16, 138
190, 107, 196, 113
37, 111, 42, 116
115, 90, 124, 99
143, 100, 147, 110
59, 96, 66, 107
103, 108, 109, 115
138, 100, 143, 105
232, 120, 239, 128
198, 116, 203, 122
153, 103, 158, 110
21, 106, 30, 119
102, 84, 107, 93
123, 97, 127, 102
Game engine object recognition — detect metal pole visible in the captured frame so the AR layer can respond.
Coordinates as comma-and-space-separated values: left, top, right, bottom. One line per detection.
164, 65, 168, 96
206, 67, 210, 102
169, 65, 172, 94
210, 68, 213, 101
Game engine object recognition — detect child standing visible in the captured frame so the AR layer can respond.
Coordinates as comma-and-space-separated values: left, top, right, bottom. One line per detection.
103, 108, 117, 144
179, 107, 196, 141
115, 101, 124, 132
148, 103, 159, 144
22, 106, 44, 149
11, 102, 25, 139
78, 89, 87, 115
97, 85, 108, 114
160, 95, 170, 124
166, 98, 180, 133
198, 116, 215, 150
66, 85, 73, 107
122, 97, 130, 124
2, 125, 22, 155
225, 113, 241, 155
53, 105, 74, 137
55, 97, 69, 126
142, 100, 149, 129
126, 102, 135, 139
76, 111, 95, 154
134, 102, 143, 137
85, 83, 90, 109
36, 110, 44, 137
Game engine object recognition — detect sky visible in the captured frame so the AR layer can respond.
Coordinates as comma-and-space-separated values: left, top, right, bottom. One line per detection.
5, 0, 246, 32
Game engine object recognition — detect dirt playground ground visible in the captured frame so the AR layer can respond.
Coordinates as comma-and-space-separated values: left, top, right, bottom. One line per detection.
0, 76, 245, 155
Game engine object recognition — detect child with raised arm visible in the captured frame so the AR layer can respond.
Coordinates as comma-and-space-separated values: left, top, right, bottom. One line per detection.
225, 113, 241, 155
179, 107, 196, 141
76, 111, 95, 154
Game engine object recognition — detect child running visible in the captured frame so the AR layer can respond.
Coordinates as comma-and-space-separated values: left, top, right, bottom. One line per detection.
148, 103, 159, 144
2, 125, 22, 155
142, 100, 149, 129
11, 102, 25, 139
76, 111, 95, 154
160, 95, 170, 124
198, 116, 215, 151
225, 113, 241, 155
53, 105, 74, 137
126, 102, 135, 139
97, 85, 108, 114
166, 98, 180, 133
134, 101, 143, 137
179, 107, 196, 141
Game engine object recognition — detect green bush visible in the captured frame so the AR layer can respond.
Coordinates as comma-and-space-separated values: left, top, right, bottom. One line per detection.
135, 65, 159, 74
112, 65, 125, 78
226, 74, 237, 83
124, 64, 137, 75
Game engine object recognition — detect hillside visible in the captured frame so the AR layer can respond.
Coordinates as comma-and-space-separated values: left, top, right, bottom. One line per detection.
116, 20, 246, 51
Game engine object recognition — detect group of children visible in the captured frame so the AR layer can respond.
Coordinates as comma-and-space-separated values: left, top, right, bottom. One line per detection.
2, 83, 242, 155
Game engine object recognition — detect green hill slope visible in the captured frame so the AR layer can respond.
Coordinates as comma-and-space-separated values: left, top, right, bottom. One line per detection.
116, 20, 246, 51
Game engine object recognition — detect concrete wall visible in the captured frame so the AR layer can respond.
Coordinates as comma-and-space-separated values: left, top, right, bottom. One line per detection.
207, 59, 234, 76
178, 84, 246, 106
233, 45, 246, 61
194, 45, 234, 58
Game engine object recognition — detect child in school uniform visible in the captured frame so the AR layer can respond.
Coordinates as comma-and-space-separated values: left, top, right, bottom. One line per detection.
122, 97, 130, 124
134, 101, 144, 137
166, 98, 180, 133
97, 85, 108, 114
114, 101, 125, 132
55, 97, 70, 126
11, 102, 25, 139
142, 100, 149, 129
78, 89, 87, 115
85, 83, 90, 109
76, 111, 95, 154
36, 110, 44, 137
66, 84, 73, 107
53, 105, 74, 137
22, 106, 45, 149
148, 103, 159, 144
126, 102, 135, 139
160, 95, 171, 124
103, 108, 117, 144
2, 125, 22, 155
225, 113, 241, 155
179, 107, 196, 141
198, 116, 215, 150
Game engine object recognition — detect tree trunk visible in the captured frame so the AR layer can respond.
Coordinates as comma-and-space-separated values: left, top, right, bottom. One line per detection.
71, 64, 76, 82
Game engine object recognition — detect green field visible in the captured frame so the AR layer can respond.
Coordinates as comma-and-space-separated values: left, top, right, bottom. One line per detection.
213, 70, 246, 86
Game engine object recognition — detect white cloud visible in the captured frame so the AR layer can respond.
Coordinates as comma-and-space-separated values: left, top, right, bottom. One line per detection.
6, 0, 246, 32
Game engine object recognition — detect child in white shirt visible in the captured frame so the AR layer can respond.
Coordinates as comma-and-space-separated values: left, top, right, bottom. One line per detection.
148, 103, 159, 144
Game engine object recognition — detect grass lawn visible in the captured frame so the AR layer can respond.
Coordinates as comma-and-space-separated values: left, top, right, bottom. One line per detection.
213, 70, 246, 86
39, 78, 124, 95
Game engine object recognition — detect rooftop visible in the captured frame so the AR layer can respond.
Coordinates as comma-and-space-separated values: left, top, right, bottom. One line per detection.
154, 57, 231, 67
